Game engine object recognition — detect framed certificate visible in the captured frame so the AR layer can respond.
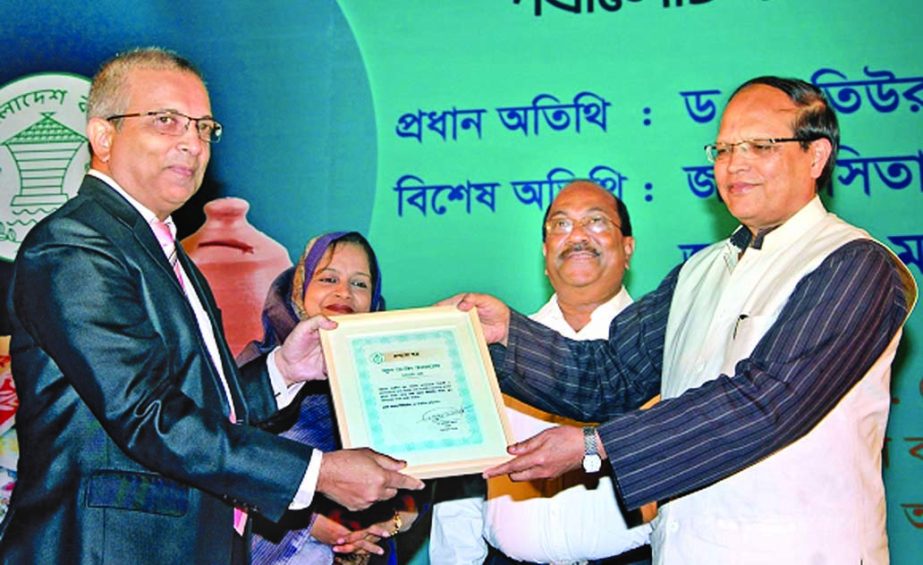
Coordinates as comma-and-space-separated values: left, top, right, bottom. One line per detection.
319, 305, 513, 479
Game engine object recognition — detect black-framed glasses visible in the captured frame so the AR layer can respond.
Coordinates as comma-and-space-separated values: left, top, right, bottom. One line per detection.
704, 137, 811, 163
545, 214, 621, 236
106, 110, 223, 143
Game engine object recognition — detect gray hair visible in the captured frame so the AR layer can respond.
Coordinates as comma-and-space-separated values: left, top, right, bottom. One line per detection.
86, 47, 204, 120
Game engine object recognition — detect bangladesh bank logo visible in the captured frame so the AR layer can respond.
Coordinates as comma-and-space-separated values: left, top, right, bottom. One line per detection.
0, 73, 91, 262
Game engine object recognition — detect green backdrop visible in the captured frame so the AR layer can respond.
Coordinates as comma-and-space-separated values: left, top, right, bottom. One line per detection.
1, 0, 920, 561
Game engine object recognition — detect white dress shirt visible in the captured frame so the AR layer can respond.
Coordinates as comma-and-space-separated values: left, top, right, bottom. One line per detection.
431, 288, 651, 564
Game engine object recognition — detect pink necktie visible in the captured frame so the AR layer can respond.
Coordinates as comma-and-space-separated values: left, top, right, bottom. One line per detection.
151, 218, 247, 534
150, 219, 184, 290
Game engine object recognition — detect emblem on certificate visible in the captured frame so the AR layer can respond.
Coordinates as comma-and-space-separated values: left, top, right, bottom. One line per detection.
320, 306, 513, 479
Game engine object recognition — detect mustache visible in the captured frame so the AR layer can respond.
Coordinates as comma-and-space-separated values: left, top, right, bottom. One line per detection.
560, 242, 600, 259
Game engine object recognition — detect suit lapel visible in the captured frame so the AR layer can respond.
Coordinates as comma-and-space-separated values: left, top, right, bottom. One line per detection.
79, 176, 182, 290
81, 175, 248, 423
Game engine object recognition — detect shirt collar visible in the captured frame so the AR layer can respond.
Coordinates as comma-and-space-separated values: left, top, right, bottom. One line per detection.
587, 287, 632, 326
88, 169, 177, 236
729, 196, 826, 253
544, 287, 632, 338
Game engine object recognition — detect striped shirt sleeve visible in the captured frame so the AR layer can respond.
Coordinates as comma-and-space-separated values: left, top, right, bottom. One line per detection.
494, 240, 910, 510
493, 262, 679, 423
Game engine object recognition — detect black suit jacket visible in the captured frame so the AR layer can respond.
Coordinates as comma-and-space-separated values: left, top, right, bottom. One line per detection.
0, 176, 313, 564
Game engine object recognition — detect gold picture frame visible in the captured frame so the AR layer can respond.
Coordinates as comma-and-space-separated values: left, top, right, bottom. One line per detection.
320, 306, 513, 479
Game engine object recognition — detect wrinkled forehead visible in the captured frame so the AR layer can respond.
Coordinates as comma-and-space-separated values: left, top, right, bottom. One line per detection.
549, 183, 618, 217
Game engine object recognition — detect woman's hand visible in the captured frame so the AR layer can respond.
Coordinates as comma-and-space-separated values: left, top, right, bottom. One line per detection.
331, 508, 420, 556
310, 514, 387, 557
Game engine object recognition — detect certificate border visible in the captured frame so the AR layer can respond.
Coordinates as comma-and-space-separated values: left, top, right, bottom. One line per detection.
320, 305, 513, 479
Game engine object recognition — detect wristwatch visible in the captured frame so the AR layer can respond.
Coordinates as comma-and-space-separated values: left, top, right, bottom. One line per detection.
582, 426, 602, 473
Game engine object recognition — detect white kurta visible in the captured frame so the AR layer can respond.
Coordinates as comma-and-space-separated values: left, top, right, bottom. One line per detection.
655, 197, 914, 564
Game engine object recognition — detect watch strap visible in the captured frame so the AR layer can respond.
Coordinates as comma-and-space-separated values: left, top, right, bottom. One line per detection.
583, 426, 598, 456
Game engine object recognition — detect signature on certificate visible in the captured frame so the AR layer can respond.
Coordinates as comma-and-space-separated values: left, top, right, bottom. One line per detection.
421, 405, 468, 426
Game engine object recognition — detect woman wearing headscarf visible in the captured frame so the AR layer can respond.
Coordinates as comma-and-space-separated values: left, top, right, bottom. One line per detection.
239, 232, 423, 565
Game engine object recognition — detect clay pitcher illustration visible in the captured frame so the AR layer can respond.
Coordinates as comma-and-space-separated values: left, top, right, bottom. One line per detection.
182, 197, 291, 355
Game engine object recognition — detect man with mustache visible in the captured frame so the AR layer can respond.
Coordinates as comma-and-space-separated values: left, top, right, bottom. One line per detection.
432, 181, 652, 564
1, 47, 422, 565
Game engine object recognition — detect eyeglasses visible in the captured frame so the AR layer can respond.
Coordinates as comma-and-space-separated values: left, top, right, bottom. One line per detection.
106, 110, 223, 143
704, 137, 811, 163
545, 214, 621, 236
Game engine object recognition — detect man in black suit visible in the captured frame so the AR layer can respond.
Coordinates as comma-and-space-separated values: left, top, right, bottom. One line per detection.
0, 47, 422, 564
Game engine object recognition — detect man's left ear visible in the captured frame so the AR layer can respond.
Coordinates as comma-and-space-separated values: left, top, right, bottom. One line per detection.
624, 236, 636, 269
87, 117, 114, 163
541, 242, 549, 276
810, 137, 833, 178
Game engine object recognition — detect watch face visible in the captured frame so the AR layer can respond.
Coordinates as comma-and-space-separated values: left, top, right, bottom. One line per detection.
583, 454, 602, 473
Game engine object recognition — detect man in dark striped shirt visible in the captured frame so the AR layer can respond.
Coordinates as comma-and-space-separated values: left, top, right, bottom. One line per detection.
446, 77, 917, 563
